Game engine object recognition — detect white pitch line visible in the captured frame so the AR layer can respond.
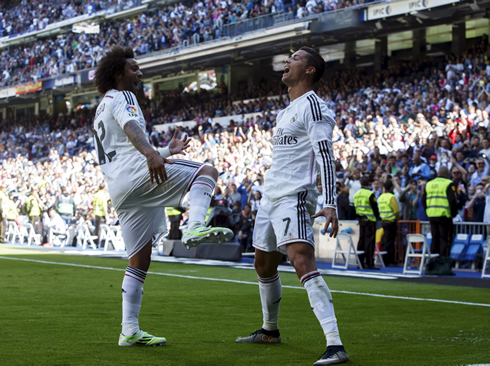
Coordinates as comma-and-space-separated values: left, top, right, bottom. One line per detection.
1, 256, 490, 308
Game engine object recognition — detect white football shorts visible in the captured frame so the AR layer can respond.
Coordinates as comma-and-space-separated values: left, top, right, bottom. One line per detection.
252, 190, 317, 255
116, 159, 203, 258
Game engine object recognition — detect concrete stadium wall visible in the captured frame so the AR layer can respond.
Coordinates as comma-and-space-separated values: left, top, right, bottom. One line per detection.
152, 111, 264, 133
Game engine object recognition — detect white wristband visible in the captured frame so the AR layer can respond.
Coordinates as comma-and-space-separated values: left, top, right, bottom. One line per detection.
157, 147, 171, 158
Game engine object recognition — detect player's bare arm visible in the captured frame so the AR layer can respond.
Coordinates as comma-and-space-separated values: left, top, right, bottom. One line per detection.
311, 207, 339, 238
124, 121, 173, 184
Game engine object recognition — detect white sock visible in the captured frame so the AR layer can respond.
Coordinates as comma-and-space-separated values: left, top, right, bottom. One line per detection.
258, 273, 282, 331
187, 175, 216, 229
121, 266, 147, 336
301, 271, 342, 346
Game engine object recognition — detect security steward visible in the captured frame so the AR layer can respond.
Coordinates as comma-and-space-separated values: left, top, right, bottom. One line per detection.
6, 193, 18, 221
54, 187, 76, 225
422, 166, 458, 257
0, 184, 8, 242
93, 183, 108, 248
354, 176, 380, 269
166, 207, 185, 240
377, 179, 399, 266
26, 189, 42, 235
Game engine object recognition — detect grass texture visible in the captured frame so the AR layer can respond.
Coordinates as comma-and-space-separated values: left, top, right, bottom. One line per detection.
0, 250, 489, 366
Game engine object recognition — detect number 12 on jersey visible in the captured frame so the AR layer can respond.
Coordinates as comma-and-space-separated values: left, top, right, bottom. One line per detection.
94, 120, 116, 165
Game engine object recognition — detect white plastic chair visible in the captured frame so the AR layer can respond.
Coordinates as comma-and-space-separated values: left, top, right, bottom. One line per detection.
48, 227, 68, 247
374, 245, 387, 267
6, 221, 19, 243
24, 223, 41, 246
99, 224, 109, 249
403, 234, 439, 275
103, 226, 125, 251
77, 225, 98, 250
11, 223, 26, 244
332, 233, 364, 270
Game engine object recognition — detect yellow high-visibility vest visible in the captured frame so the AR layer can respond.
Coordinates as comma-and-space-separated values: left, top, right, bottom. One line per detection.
27, 195, 40, 216
378, 193, 396, 221
354, 188, 376, 222
6, 198, 17, 220
93, 191, 106, 217
166, 207, 182, 216
425, 177, 452, 218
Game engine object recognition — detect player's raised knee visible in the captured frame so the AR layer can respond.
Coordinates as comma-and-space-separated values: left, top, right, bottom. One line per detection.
197, 165, 218, 181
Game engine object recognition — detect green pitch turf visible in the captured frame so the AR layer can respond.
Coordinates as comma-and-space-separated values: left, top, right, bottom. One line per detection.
0, 249, 489, 366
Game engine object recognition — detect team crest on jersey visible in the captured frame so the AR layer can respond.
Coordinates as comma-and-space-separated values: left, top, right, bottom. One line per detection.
290, 113, 298, 123
127, 106, 138, 117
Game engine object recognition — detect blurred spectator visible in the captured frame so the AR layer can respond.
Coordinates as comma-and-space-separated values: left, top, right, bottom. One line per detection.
42, 206, 66, 245
237, 203, 253, 252
54, 186, 76, 225
248, 190, 262, 216
466, 182, 486, 222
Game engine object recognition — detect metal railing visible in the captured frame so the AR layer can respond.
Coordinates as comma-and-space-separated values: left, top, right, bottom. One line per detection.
221, 12, 295, 38
396, 220, 488, 262
421, 221, 488, 236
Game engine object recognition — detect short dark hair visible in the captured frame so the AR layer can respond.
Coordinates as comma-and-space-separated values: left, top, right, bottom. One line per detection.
299, 46, 325, 83
384, 180, 393, 191
94, 46, 135, 95
360, 176, 370, 187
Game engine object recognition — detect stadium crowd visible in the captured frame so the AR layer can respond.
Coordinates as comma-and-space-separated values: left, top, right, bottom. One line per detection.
0, 0, 136, 38
2, 42, 490, 249
0, 0, 375, 87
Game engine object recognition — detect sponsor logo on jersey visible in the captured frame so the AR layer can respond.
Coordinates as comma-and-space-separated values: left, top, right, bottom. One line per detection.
273, 128, 298, 146
127, 106, 138, 117
290, 113, 298, 123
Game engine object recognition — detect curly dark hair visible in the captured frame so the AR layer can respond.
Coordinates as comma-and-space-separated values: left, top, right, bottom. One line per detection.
94, 46, 135, 95
299, 46, 325, 83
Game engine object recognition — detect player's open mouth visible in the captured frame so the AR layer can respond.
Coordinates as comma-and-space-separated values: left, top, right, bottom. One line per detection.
284, 66, 290, 74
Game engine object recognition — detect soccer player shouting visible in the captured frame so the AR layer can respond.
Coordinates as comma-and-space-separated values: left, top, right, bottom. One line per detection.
236, 47, 349, 365
93, 46, 233, 346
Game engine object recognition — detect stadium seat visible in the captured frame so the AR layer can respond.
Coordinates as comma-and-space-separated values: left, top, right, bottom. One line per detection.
403, 234, 439, 275
450, 233, 470, 268
461, 234, 484, 270
6, 221, 19, 243
374, 244, 387, 267
77, 225, 97, 250
425, 232, 432, 249
332, 233, 364, 270
99, 224, 110, 249
48, 228, 68, 247
482, 238, 490, 279
103, 226, 125, 251
23, 223, 41, 246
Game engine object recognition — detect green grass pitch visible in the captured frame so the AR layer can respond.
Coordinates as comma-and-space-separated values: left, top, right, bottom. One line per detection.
1, 250, 489, 366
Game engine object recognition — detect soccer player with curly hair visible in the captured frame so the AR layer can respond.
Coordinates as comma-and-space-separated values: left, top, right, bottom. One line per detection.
93, 46, 233, 346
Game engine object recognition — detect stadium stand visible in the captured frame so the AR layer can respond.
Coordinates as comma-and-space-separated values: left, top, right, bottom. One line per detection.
0, 0, 382, 87
0, 0, 490, 275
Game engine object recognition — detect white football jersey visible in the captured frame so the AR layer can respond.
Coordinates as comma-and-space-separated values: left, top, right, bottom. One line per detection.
93, 89, 148, 209
264, 90, 336, 208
